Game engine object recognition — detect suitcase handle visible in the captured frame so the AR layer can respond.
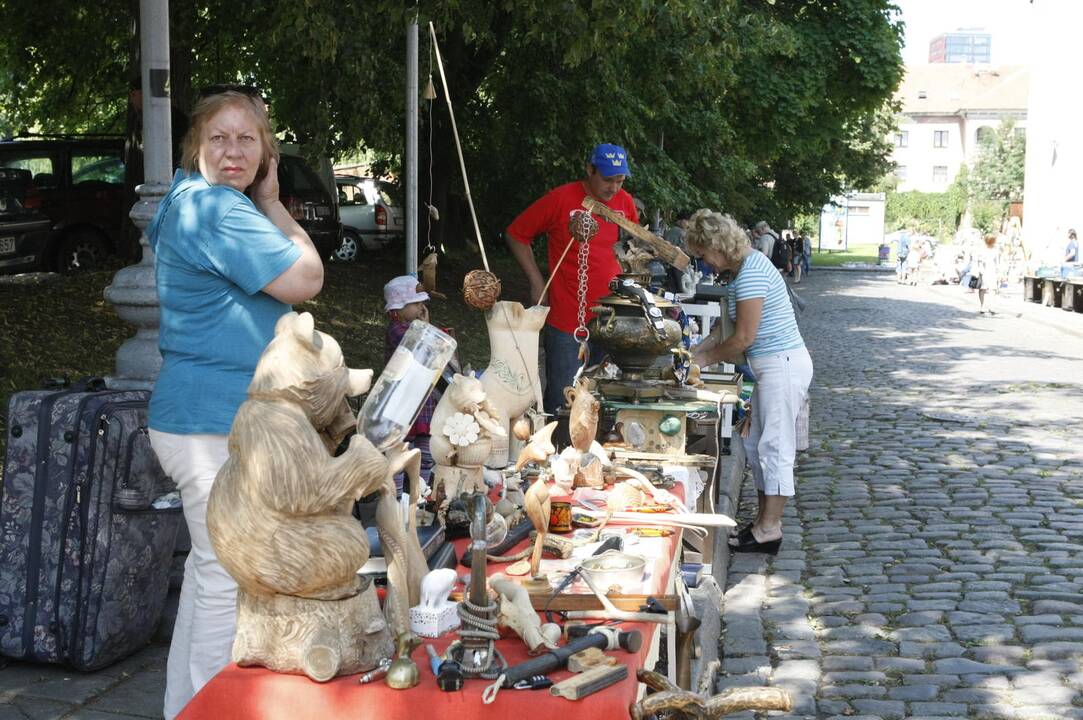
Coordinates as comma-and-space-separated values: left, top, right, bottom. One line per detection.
40, 376, 107, 392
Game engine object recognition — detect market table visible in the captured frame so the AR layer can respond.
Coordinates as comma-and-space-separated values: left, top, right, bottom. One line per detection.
177, 493, 688, 720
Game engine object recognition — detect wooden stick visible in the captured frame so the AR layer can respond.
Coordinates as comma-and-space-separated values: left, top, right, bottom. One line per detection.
538, 235, 577, 304
583, 196, 690, 270
574, 506, 735, 529
428, 22, 488, 272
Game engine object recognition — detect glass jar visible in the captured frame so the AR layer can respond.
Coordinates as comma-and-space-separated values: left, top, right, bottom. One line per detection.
358, 320, 457, 450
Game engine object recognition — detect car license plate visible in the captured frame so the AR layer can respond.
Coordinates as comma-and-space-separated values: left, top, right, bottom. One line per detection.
0, 237, 15, 255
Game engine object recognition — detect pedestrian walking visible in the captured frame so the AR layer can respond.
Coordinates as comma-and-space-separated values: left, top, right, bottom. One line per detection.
685, 209, 813, 555
789, 233, 804, 283
976, 233, 1000, 315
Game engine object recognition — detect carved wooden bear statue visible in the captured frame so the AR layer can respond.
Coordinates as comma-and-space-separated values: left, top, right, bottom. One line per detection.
207, 312, 418, 682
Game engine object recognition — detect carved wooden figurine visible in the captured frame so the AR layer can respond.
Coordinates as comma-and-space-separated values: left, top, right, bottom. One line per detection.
512, 421, 558, 473
206, 312, 416, 681
479, 301, 550, 466
429, 374, 506, 515
558, 378, 608, 488
489, 574, 561, 654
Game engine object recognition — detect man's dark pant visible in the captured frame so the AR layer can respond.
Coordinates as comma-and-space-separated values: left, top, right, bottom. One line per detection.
543, 325, 606, 416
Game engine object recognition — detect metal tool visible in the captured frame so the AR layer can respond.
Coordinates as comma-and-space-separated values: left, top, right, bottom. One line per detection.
445, 494, 506, 679
357, 658, 392, 684
482, 626, 641, 704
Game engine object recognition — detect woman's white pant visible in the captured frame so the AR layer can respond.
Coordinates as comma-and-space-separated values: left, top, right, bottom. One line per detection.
743, 346, 814, 497
149, 431, 235, 720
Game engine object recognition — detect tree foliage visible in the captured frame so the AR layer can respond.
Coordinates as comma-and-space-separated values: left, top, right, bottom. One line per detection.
882, 168, 968, 240
0, 0, 905, 246
969, 118, 1025, 226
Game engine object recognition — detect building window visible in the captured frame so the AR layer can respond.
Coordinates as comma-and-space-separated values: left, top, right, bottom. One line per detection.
894, 131, 909, 148
933, 130, 949, 148
933, 165, 948, 184
895, 165, 908, 181
976, 126, 994, 145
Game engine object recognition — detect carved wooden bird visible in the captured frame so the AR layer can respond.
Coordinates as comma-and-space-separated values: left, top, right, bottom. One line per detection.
513, 420, 557, 472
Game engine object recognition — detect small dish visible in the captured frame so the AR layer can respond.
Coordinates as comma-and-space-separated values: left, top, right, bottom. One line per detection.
579, 550, 647, 593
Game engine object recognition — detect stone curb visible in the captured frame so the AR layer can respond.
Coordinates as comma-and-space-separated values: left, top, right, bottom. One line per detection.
688, 438, 746, 687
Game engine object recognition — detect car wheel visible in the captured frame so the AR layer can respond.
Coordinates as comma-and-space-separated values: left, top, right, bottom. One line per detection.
57, 231, 107, 273
334, 230, 359, 263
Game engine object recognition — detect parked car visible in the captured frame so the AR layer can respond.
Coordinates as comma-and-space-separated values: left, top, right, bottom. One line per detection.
0, 137, 342, 273
334, 175, 404, 261
0, 135, 127, 272
0, 167, 53, 273
278, 146, 342, 261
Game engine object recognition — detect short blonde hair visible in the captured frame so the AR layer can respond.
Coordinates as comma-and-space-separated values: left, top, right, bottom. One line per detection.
984, 233, 997, 248
686, 209, 750, 266
180, 91, 278, 174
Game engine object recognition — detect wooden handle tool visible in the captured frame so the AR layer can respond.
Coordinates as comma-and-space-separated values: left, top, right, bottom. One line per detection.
549, 663, 628, 700
582, 197, 690, 270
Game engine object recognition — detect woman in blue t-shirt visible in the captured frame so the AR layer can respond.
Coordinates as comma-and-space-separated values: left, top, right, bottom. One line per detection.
687, 209, 813, 556
145, 89, 324, 719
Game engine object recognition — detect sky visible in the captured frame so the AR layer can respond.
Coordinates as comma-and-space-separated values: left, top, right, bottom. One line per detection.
892, 0, 1034, 66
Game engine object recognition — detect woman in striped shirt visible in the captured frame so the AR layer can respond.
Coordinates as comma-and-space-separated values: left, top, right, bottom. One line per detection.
687, 210, 814, 555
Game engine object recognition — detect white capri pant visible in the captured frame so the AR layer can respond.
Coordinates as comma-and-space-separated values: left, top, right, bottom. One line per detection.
743, 346, 813, 497
149, 430, 236, 720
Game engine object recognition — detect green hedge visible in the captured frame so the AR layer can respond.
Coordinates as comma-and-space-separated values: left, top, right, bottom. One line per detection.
884, 190, 965, 240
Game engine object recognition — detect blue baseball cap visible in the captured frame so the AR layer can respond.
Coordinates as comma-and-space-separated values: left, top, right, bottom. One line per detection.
590, 143, 631, 178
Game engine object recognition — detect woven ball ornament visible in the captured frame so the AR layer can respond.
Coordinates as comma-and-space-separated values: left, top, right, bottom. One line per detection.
462, 269, 502, 311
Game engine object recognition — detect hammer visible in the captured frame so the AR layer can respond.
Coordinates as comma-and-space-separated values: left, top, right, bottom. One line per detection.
482, 626, 641, 703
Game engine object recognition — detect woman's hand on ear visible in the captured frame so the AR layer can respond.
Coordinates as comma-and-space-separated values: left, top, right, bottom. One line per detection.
250, 156, 280, 210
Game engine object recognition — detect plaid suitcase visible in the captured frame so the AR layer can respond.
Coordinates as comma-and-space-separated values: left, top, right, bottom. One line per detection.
0, 380, 182, 670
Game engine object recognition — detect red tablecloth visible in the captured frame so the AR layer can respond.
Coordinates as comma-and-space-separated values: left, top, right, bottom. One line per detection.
178, 504, 682, 720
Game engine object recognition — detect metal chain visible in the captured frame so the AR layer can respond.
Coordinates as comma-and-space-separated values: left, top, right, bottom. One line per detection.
574, 237, 590, 343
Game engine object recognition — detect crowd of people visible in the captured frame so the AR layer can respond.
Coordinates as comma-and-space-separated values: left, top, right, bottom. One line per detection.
893, 220, 1082, 316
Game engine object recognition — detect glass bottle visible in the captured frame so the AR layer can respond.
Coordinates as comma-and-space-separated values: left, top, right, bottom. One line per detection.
358, 320, 457, 450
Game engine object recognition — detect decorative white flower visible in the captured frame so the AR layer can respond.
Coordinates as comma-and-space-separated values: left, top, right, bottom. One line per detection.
443, 412, 480, 447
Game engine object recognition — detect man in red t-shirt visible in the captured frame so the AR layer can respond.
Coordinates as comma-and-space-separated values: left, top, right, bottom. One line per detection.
505, 143, 639, 415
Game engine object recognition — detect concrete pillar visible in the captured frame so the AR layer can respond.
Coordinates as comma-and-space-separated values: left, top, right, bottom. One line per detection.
105, 0, 171, 390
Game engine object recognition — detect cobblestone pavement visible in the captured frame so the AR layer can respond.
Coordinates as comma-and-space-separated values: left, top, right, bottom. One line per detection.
721, 270, 1083, 720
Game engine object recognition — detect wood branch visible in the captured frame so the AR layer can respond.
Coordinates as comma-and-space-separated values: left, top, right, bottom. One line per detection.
582, 197, 690, 270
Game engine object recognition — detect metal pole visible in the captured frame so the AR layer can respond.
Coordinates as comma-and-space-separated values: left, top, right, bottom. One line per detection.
140, 0, 172, 189
104, 0, 171, 389
405, 16, 419, 276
